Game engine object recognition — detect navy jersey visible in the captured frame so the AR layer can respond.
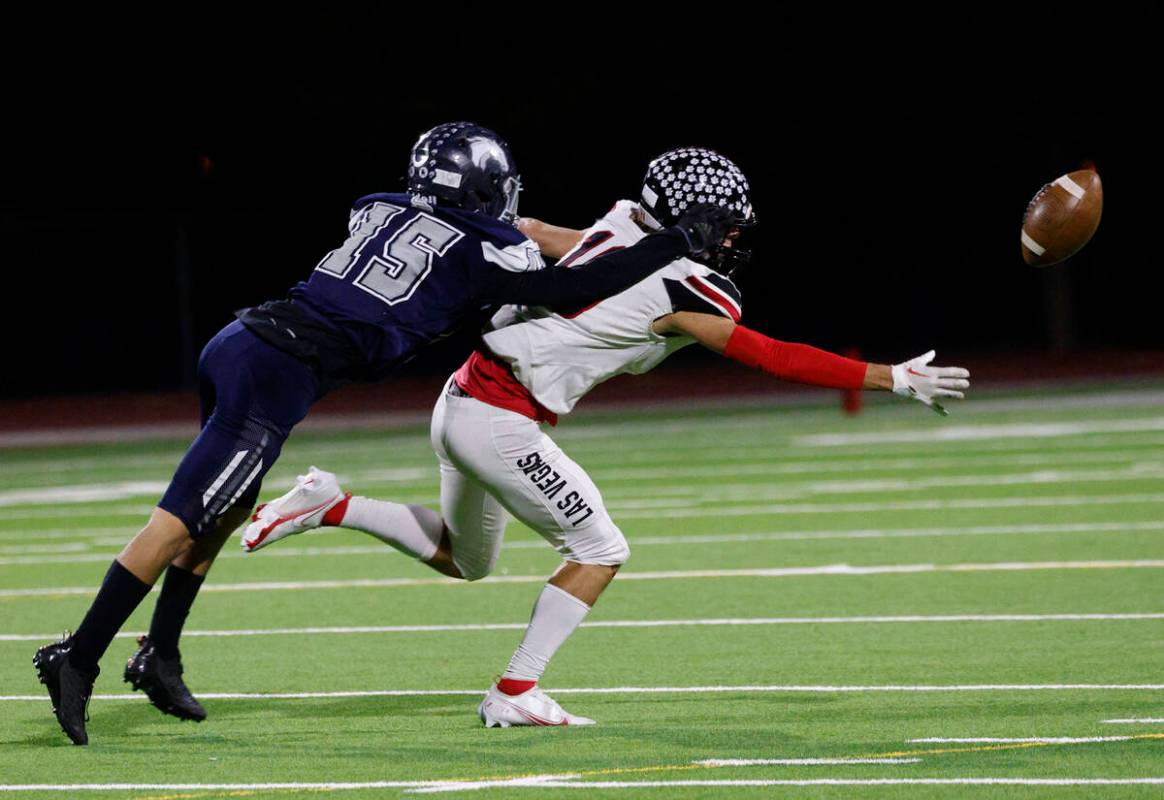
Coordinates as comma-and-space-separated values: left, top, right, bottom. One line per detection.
287, 192, 543, 376
240, 193, 692, 383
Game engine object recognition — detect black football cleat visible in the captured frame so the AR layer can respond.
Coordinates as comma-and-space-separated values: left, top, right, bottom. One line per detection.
33, 635, 99, 746
123, 636, 206, 722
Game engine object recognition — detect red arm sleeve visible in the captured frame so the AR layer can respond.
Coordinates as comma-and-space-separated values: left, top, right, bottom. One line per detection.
723, 325, 867, 390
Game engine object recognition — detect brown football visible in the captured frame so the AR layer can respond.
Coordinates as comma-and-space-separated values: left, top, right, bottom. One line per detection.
1021, 169, 1103, 266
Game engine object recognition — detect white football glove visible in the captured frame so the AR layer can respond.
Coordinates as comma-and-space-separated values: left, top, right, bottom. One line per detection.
891, 350, 970, 416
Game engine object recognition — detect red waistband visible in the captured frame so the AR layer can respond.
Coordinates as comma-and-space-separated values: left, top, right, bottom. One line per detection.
452, 349, 558, 425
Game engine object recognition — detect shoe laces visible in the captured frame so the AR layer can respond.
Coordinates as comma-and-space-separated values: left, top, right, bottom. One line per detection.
527, 686, 557, 708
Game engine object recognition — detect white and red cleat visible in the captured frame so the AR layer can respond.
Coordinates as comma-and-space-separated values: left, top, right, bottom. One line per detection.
241, 466, 348, 553
478, 683, 596, 728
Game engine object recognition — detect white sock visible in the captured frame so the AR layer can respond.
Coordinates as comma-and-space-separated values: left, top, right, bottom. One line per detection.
502, 583, 591, 682
339, 496, 443, 561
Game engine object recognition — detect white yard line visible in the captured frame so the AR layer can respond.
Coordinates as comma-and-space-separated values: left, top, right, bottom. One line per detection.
797, 417, 1164, 447
5, 414, 1163, 488
4, 684, 1164, 703
10, 453, 191, 475
0, 482, 171, 508
0, 527, 132, 543
0, 506, 155, 520
9, 488, 1155, 523
5, 559, 1164, 599
8, 428, 1161, 482
562, 422, 1164, 452
560, 401, 1164, 437
611, 467, 1164, 507
909, 736, 1146, 744
570, 432, 1164, 460
7, 519, 1164, 553
1103, 719, 1164, 724
0, 781, 438, 792
588, 449, 1156, 481
1, 519, 1159, 557
414, 778, 1164, 791
4, 486, 1163, 521
9, 777, 1164, 794
615, 520, 1164, 547
7, 519, 1162, 566
0, 542, 90, 556
616, 492, 1164, 519
0, 690, 485, 701
408, 776, 579, 794
696, 466, 1164, 499
14, 465, 1161, 510
184, 450, 1164, 492
4, 612, 1160, 643
693, 758, 922, 766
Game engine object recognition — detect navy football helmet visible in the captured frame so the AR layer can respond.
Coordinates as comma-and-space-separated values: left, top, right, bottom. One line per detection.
407, 122, 521, 222
639, 147, 756, 274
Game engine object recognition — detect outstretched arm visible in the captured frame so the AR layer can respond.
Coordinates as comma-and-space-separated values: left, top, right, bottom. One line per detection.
517, 217, 584, 259
481, 205, 734, 310
653, 311, 969, 414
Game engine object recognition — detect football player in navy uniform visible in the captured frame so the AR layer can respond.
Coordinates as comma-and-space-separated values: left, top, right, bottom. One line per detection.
32, 122, 735, 745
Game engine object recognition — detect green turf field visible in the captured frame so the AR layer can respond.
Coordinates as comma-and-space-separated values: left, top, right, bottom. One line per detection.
2, 387, 1163, 798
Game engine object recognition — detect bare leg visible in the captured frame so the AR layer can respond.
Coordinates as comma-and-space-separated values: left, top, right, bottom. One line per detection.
548, 561, 619, 606
117, 507, 197, 584
145, 505, 252, 659
172, 506, 251, 576
423, 527, 465, 579
416, 521, 619, 602
65, 507, 194, 675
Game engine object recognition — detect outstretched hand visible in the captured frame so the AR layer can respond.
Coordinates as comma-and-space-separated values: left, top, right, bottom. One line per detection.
891, 350, 970, 416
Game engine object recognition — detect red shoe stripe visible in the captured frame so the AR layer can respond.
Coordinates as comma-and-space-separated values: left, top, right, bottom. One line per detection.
498, 696, 566, 726
246, 495, 337, 550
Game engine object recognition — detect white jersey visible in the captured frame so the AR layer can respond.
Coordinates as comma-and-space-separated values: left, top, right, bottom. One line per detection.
482, 200, 743, 415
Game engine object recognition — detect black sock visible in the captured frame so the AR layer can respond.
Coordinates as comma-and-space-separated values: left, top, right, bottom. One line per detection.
70, 560, 152, 671
148, 564, 205, 659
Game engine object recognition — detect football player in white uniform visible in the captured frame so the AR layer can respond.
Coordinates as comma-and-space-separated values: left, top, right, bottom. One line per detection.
243, 148, 970, 727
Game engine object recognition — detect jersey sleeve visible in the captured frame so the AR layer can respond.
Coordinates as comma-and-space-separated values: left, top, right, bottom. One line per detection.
480, 229, 689, 308
662, 271, 743, 322
556, 200, 639, 266
481, 239, 545, 273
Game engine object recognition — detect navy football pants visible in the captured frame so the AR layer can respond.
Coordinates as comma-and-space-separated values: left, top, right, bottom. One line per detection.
158, 320, 319, 538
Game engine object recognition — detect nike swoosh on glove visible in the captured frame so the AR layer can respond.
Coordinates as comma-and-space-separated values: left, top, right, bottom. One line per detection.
891, 350, 970, 416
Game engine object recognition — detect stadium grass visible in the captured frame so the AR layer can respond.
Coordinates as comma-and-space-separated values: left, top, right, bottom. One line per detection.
1, 388, 1163, 798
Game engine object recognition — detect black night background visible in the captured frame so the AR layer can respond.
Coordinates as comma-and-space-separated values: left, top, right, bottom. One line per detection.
2, 4, 1156, 400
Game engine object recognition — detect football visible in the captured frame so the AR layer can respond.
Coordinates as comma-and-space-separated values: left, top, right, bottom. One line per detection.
1021, 169, 1103, 266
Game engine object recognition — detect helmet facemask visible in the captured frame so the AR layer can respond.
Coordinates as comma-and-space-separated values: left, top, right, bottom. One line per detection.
496, 174, 522, 223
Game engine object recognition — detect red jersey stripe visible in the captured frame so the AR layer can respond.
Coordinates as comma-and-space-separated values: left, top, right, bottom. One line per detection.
684, 275, 742, 322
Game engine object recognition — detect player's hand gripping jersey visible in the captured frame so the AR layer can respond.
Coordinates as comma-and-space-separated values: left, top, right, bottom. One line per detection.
457, 201, 742, 419
239, 194, 715, 383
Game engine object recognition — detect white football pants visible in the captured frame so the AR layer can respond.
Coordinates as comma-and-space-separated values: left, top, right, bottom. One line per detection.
430, 380, 629, 581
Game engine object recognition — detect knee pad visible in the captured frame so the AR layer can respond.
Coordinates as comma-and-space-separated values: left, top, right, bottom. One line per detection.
452, 550, 498, 582
563, 521, 629, 566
